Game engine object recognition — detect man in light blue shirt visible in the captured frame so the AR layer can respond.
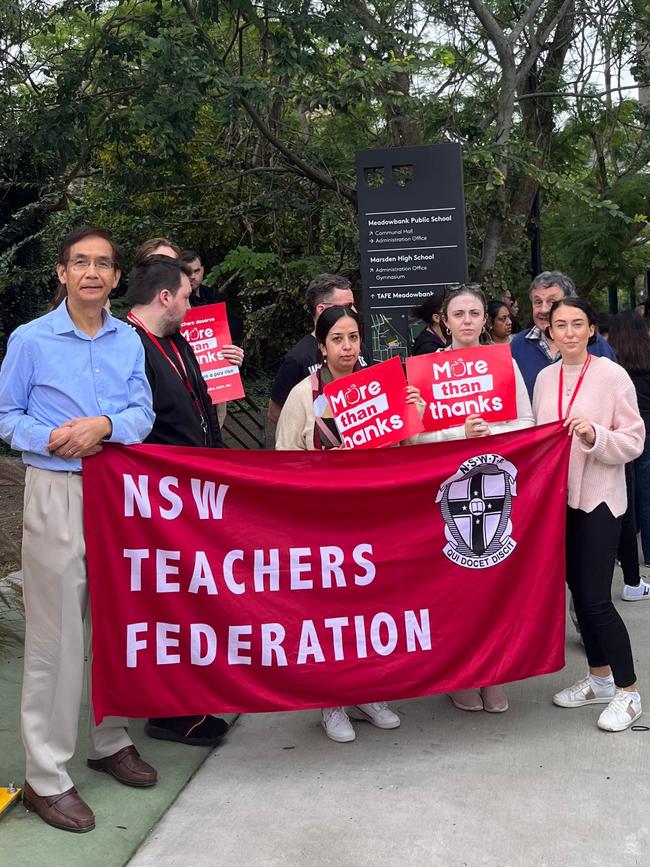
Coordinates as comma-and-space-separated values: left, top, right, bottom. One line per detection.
0, 226, 157, 833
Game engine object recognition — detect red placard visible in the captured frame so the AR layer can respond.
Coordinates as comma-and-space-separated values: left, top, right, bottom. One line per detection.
180, 303, 245, 405
406, 344, 517, 432
83, 421, 570, 721
323, 356, 423, 449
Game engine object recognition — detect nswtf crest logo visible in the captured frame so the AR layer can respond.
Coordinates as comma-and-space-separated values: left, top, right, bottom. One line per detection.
435, 453, 518, 570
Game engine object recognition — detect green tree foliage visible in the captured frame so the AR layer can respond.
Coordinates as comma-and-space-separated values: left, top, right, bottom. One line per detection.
0, 0, 648, 359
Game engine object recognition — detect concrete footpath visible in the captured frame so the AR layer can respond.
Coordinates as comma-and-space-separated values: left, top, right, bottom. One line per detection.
128, 575, 650, 867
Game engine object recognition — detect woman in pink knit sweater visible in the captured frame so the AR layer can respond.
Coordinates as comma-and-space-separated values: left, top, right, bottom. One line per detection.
533, 297, 644, 731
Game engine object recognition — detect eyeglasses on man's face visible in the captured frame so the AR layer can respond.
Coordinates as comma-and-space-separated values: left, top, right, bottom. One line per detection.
67, 256, 116, 272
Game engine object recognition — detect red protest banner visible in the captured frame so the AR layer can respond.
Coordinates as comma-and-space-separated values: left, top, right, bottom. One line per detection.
323, 356, 423, 449
180, 303, 245, 404
406, 344, 518, 432
83, 422, 570, 722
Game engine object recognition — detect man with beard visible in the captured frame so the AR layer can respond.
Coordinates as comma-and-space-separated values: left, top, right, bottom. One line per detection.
511, 270, 615, 399
125, 255, 229, 746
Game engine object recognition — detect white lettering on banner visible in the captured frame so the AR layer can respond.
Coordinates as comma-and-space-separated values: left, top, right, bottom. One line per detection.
405, 609, 431, 651
126, 622, 148, 667
126, 544, 377, 594
124, 474, 151, 518
223, 550, 245, 594
191, 624, 217, 665
191, 480, 229, 519
323, 617, 349, 660
156, 550, 180, 592
290, 548, 313, 590
354, 615, 368, 658
124, 549, 149, 591
156, 622, 180, 664
228, 625, 252, 664
124, 609, 432, 667
122, 475, 230, 520
261, 623, 288, 666
188, 552, 218, 595
370, 612, 398, 656
160, 476, 183, 520
320, 546, 346, 588
353, 544, 376, 585
253, 549, 280, 592
297, 620, 326, 664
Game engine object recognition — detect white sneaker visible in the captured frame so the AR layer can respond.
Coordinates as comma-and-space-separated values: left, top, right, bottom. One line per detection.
348, 702, 401, 729
597, 690, 642, 731
321, 707, 355, 742
553, 676, 615, 708
621, 579, 650, 601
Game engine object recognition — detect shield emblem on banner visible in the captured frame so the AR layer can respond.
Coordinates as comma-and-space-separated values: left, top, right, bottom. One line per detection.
437, 455, 518, 567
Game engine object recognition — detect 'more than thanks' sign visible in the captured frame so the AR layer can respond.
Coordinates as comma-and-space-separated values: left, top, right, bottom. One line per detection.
357, 144, 467, 361
406, 345, 517, 432
323, 357, 423, 449
181, 303, 245, 405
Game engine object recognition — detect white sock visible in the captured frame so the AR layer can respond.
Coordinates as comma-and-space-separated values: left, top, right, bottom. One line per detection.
590, 673, 615, 689
620, 690, 641, 703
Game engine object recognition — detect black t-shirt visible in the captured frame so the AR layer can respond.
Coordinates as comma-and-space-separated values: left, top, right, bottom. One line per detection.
270, 334, 374, 407
412, 327, 447, 356
134, 328, 222, 448
190, 284, 244, 344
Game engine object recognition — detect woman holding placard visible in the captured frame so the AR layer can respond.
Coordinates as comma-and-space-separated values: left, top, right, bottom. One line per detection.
533, 297, 644, 731
416, 285, 534, 713
276, 306, 421, 742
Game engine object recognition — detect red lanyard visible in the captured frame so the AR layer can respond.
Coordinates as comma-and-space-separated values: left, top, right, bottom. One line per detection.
557, 354, 591, 420
128, 312, 208, 438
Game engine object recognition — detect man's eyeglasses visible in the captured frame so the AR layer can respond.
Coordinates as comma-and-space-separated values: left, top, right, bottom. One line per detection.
67, 256, 116, 272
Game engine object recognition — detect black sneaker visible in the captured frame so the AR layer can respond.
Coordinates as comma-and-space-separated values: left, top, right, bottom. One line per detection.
144, 715, 229, 746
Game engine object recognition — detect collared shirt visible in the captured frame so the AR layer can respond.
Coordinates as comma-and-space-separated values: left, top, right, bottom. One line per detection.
525, 325, 558, 362
0, 301, 154, 471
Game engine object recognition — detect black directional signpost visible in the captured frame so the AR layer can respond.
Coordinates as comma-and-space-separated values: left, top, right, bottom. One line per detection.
356, 143, 468, 360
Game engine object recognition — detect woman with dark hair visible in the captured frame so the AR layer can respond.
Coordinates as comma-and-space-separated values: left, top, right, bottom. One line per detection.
486, 299, 512, 344
607, 310, 650, 599
411, 288, 448, 355
276, 305, 423, 742
417, 285, 534, 713
533, 298, 644, 731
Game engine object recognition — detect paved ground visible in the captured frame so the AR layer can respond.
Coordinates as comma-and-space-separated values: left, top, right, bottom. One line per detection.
128, 572, 650, 867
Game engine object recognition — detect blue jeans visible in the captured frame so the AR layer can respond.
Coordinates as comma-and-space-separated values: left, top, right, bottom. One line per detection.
634, 435, 650, 565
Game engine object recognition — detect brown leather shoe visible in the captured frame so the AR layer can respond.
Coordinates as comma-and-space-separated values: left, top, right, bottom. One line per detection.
23, 782, 95, 833
87, 745, 157, 787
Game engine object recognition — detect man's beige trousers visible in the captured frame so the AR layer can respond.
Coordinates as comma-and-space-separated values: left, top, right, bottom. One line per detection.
21, 467, 132, 795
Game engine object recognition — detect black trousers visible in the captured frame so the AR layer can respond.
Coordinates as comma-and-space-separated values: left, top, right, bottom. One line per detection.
566, 504, 636, 688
